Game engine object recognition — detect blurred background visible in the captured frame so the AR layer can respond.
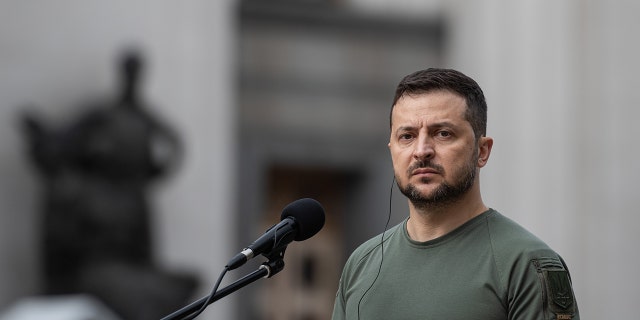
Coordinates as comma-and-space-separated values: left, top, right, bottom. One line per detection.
0, 0, 638, 319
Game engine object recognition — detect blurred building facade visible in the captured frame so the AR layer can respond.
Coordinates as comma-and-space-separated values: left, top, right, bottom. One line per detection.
0, 0, 639, 319
235, 2, 442, 319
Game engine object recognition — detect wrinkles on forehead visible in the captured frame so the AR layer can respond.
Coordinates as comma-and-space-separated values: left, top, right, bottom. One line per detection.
391, 92, 468, 130
390, 89, 467, 128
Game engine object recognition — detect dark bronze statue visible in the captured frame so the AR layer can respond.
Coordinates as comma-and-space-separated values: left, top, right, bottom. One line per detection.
21, 49, 197, 320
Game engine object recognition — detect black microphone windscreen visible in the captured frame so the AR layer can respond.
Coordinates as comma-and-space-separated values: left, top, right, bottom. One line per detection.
281, 198, 325, 241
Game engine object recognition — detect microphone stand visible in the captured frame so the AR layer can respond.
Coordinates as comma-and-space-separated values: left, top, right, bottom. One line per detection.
161, 248, 287, 320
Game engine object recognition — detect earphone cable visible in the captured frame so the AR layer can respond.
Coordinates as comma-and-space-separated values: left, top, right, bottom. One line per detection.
356, 175, 394, 319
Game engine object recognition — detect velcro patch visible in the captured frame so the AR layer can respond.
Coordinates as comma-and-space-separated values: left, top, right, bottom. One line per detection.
543, 269, 576, 315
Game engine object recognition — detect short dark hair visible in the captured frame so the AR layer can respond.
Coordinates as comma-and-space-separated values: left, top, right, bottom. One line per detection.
390, 68, 487, 139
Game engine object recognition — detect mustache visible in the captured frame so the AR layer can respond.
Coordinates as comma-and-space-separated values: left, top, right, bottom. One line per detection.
407, 160, 444, 175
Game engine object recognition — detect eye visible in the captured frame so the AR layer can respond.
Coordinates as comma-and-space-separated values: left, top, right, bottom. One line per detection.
399, 133, 414, 141
436, 130, 453, 138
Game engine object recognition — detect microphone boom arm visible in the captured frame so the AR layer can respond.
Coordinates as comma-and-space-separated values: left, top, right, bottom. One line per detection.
162, 197, 325, 319
161, 249, 287, 320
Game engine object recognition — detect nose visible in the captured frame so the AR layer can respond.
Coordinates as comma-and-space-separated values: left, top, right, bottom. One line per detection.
413, 135, 435, 161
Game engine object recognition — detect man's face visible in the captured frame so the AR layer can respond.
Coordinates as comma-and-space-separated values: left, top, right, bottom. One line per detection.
388, 90, 483, 208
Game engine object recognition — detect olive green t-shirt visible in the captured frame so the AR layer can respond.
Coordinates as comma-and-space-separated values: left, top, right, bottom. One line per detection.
332, 209, 578, 320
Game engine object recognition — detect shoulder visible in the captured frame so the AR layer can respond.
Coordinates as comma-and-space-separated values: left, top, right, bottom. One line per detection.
349, 221, 403, 260
482, 210, 566, 282
483, 209, 555, 257
483, 210, 579, 317
482, 209, 565, 289
341, 221, 403, 275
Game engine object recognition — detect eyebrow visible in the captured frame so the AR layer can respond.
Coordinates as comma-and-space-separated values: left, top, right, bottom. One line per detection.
430, 121, 458, 130
395, 125, 416, 133
394, 121, 459, 134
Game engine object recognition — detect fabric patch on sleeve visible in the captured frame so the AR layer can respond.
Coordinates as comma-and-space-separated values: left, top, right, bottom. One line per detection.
543, 269, 576, 317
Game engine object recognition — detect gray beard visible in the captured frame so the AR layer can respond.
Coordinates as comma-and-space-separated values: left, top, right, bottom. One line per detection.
397, 154, 477, 210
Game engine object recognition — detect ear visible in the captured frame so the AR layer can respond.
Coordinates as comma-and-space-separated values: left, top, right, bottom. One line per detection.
477, 136, 493, 168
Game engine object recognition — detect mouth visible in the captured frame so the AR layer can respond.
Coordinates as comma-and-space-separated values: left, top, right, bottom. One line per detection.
411, 167, 441, 176
408, 160, 444, 179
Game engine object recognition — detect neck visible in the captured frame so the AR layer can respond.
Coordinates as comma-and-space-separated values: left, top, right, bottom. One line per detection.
405, 186, 488, 242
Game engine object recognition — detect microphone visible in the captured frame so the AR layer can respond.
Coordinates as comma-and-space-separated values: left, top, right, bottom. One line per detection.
226, 198, 325, 270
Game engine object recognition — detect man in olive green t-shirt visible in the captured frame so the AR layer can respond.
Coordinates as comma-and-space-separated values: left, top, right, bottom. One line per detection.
332, 68, 578, 320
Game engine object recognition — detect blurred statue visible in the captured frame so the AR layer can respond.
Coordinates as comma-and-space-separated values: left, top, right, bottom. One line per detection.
20, 49, 197, 320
